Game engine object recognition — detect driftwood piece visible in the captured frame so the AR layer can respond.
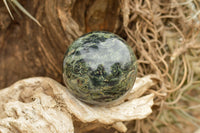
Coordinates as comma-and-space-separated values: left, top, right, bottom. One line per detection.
0, 75, 156, 133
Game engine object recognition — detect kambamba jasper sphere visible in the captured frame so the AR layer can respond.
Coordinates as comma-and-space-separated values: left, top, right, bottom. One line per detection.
63, 31, 137, 105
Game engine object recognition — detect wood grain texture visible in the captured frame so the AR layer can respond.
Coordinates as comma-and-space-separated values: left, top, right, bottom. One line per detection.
0, 0, 120, 88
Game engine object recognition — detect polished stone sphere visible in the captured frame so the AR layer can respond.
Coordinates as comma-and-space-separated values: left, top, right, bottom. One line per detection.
63, 31, 137, 105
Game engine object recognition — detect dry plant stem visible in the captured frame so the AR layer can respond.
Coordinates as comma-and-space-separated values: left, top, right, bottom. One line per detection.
3, 0, 14, 19
0, 75, 156, 133
3, 0, 41, 26
147, 117, 160, 133
0, 0, 200, 132
165, 56, 187, 94
120, 0, 200, 132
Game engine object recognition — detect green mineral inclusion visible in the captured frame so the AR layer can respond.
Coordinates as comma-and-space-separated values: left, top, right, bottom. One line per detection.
63, 31, 137, 105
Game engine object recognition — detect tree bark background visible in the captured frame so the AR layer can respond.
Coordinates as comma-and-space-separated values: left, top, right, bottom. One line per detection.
0, 0, 120, 89
1, 0, 200, 132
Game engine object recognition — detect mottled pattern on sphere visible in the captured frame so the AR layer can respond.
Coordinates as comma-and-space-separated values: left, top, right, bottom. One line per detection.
63, 31, 137, 105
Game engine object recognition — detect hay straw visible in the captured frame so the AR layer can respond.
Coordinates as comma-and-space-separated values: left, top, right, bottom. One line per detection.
2, 0, 199, 132
120, 0, 200, 132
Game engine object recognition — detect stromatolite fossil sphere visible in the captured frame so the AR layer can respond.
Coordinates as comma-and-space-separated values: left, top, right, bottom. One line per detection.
63, 31, 137, 105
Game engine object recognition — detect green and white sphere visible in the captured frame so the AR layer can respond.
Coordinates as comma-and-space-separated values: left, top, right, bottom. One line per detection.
63, 31, 137, 105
